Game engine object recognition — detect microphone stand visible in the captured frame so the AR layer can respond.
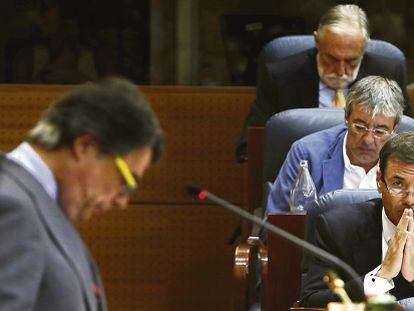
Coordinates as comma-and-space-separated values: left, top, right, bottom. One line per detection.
187, 184, 365, 300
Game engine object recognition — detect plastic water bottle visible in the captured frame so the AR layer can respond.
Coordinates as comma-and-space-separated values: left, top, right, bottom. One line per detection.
289, 160, 317, 212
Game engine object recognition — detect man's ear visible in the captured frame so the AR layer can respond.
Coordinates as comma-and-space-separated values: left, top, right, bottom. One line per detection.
71, 134, 97, 160
313, 31, 320, 49
376, 170, 383, 194
344, 111, 352, 129
393, 123, 400, 134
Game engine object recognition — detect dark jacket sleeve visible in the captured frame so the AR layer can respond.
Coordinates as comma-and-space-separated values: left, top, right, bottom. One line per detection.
393, 57, 409, 116
235, 60, 280, 161
300, 214, 365, 307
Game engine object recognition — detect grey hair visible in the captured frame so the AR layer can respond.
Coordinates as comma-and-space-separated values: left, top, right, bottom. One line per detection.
317, 4, 370, 43
345, 75, 404, 126
29, 121, 60, 149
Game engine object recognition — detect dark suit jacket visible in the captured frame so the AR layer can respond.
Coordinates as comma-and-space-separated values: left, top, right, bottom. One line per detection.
300, 199, 414, 307
0, 155, 107, 311
236, 48, 408, 159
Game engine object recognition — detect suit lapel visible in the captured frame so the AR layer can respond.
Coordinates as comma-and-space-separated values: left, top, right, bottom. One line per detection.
2, 159, 98, 311
34, 192, 98, 311
321, 129, 346, 193
89, 255, 108, 311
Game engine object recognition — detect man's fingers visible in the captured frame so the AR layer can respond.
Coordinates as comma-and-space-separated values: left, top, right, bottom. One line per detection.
397, 209, 411, 231
408, 214, 414, 233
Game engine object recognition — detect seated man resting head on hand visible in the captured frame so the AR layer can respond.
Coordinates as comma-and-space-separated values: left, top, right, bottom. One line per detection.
301, 131, 414, 307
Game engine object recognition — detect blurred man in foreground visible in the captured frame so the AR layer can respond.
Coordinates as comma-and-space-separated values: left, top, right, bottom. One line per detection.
0, 77, 163, 310
301, 132, 414, 307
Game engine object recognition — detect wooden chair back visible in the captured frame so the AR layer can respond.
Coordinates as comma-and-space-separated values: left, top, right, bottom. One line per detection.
247, 126, 265, 214
266, 213, 306, 311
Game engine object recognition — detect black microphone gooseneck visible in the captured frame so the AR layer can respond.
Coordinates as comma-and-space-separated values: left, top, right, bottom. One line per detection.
187, 184, 365, 299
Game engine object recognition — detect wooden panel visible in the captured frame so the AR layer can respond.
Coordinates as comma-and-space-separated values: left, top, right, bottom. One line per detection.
77, 203, 240, 311
139, 86, 254, 204
266, 213, 306, 311
0, 85, 73, 151
0, 85, 254, 205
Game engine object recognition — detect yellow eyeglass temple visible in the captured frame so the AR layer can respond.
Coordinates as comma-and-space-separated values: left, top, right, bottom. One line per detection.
114, 156, 137, 189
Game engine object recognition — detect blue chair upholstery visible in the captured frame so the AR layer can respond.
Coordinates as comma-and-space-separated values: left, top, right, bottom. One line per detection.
262, 108, 344, 205
263, 108, 343, 184
302, 189, 381, 272
259, 35, 405, 66
262, 108, 414, 206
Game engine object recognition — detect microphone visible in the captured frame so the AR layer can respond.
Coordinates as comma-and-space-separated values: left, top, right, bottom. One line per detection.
187, 184, 365, 299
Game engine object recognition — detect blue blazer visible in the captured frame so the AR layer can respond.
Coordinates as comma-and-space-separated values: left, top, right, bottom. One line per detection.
266, 125, 347, 213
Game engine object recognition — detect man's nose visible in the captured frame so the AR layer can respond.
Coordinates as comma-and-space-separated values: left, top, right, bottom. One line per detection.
334, 61, 346, 76
113, 195, 129, 209
402, 193, 414, 206
361, 130, 375, 144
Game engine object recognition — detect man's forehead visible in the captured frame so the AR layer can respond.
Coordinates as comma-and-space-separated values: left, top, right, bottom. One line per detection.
348, 105, 395, 124
319, 29, 365, 56
124, 146, 153, 170
319, 27, 365, 43
385, 158, 414, 177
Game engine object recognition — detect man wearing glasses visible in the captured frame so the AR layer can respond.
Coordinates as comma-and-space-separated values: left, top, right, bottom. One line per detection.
300, 131, 414, 307
266, 75, 404, 213
0, 77, 163, 310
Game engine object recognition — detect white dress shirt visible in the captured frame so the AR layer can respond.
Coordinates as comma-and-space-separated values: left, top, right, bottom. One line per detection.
6, 142, 58, 201
364, 208, 396, 296
342, 132, 379, 190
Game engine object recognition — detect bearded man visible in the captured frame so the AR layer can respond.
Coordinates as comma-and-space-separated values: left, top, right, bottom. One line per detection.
236, 4, 408, 162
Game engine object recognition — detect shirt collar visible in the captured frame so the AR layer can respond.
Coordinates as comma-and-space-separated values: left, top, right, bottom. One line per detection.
343, 131, 351, 167
319, 79, 329, 92
382, 207, 396, 244
318, 79, 349, 95
7, 142, 57, 201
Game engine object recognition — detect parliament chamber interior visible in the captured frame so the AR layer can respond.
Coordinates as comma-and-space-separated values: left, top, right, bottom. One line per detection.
1, 1, 414, 310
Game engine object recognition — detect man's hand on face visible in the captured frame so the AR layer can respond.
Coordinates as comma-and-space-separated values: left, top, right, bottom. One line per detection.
402, 209, 414, 282
377, 209, 410, 280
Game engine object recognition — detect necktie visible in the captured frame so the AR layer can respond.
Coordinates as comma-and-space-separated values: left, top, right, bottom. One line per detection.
332, 89, 346, 108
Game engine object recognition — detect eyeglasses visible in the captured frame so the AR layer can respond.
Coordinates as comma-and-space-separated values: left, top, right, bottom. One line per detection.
382, 179, 414, 198
114, 156, 138, 195
348, 122, 393, 139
